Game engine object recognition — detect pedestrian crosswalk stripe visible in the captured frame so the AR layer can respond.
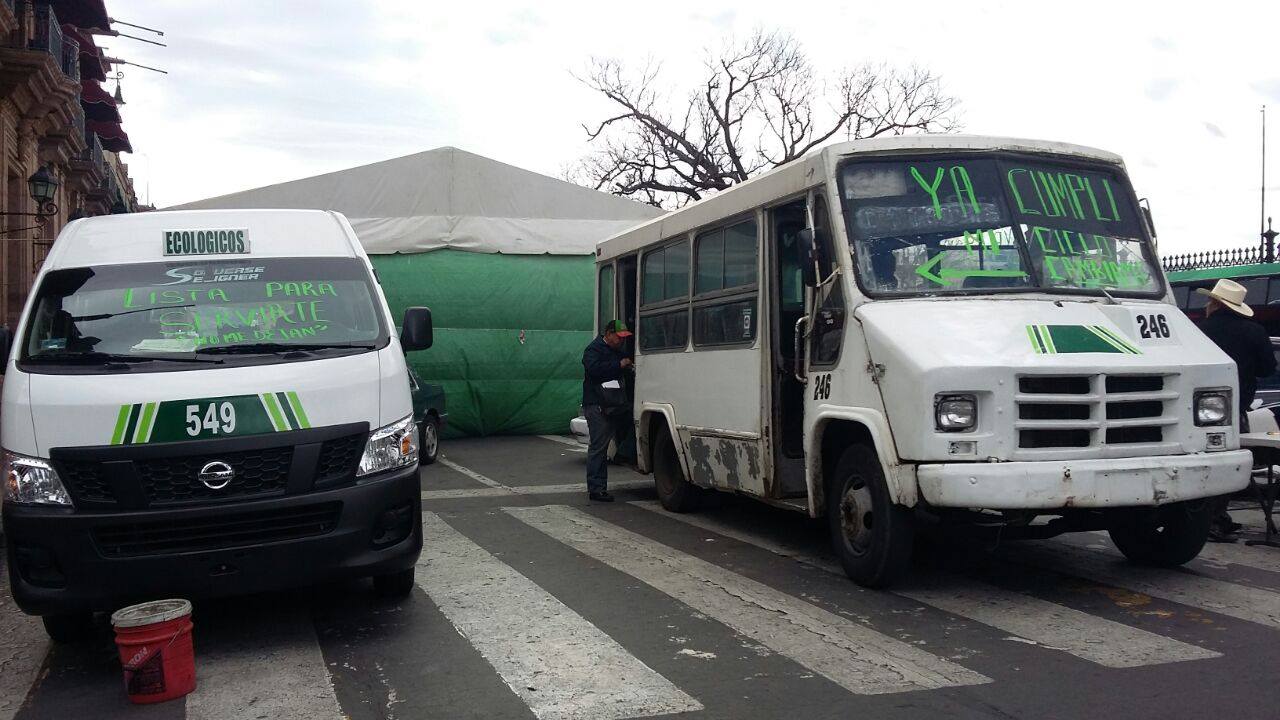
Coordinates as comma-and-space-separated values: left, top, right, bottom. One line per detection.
507, 505, 991, 695
629, 501, 1219, 668
422, 479, 650, 500
437, 457, 506, 488
418, 512, 702, 720
185, 612, 343, 720
1008, 542, 1280, 629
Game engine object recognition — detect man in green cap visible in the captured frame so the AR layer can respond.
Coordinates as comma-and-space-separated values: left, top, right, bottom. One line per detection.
581, 319, 634, 501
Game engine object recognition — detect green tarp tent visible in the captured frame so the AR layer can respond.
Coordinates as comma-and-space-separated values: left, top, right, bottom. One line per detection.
170, 147, 663, 436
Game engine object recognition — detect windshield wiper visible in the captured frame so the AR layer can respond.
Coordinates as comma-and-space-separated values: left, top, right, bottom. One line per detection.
27, 351, 222, 365
196, 342, 376, 355
73, 304, 195, 322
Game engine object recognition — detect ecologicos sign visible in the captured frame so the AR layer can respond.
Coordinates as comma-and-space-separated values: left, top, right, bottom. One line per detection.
111, 392, 311, 445
163, 229, 249, 257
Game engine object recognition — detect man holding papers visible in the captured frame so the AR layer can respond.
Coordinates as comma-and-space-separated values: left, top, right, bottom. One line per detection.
581, 320, 635, 502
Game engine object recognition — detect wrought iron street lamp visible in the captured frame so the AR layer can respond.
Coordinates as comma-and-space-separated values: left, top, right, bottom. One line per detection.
0, 165, 63, 236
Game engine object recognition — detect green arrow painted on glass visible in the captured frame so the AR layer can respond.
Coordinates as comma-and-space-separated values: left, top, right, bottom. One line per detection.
913, 252, 1029, 286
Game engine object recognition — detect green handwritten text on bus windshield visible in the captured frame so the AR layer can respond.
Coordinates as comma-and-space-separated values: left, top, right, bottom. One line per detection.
121, 280, 343, 348
1007, 168, 1121, 223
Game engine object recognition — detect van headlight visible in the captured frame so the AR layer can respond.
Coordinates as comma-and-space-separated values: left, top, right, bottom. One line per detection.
935, 394, 977, 432
357, 415, 419, 477
1194, 391, 1231, 426
3, 451, 72, 506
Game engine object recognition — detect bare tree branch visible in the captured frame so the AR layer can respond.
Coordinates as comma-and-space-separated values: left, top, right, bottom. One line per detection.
570, 30, 961, 207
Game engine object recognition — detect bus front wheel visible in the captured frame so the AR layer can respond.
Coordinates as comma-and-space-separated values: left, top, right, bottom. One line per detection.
653, 428, 702, 513
827, 445, 913, 588
1107, 500, 1212, 567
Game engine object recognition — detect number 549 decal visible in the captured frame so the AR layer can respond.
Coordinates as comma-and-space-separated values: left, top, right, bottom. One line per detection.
185, 402, 236, 437
112, 392, 312, 445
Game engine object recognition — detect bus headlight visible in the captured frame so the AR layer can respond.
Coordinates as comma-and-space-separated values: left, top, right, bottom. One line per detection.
358, 415, 419, 477
2, 451, 72, 506
935, 394, 977, 432
1194, 391, 1230, 426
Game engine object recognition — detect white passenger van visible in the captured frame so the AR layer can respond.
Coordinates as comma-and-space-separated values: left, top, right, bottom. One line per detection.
594, 135, 1252, 587
0, 209, 433, 640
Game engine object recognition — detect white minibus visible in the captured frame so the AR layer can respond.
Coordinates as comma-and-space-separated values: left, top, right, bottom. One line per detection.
592, 135, 1251, 587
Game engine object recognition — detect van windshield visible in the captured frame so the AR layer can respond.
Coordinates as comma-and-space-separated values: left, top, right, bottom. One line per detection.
20, 257, 388, 371
839, 154, 1163, 297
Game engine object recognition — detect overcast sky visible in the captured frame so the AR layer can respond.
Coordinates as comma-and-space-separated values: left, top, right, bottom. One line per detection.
112, 0, 1279, 255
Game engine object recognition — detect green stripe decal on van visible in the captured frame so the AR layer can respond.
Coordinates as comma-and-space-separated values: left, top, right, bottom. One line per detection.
286, 391, 311, 429
133, 402, 158, 444
260, 393, 289, 432
110, 392, 312, 444
1025, 325, 1142, 355
111, 405, 133, 445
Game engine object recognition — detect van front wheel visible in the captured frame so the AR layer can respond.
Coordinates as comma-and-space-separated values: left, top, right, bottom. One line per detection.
653, 428, 702, 513
1108, 501, 1212, 567
827, 445, 913, 588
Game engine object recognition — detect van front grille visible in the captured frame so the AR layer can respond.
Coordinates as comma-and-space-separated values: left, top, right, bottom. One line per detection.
93, 503, 341, 557
1016, 373, 1175, 451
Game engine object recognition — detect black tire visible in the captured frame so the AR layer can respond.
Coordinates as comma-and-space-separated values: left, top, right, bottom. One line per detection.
419, 416, 439, 465
373, 568, 416, 598
826, 445, 914, 588
653, 427, 702, 513
1107, 500, 1212, 567
42, 612, 94, 643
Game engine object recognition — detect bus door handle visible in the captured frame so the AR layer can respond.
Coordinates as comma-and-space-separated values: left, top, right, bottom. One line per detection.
794, 315, 809, 384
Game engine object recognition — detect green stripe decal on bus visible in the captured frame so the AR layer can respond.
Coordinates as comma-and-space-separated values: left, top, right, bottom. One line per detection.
286, 391, 311, 429
1025, 325, 1141, 355
121, 404, 141, 445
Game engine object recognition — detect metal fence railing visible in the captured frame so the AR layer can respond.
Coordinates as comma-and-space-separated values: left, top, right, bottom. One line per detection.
80, 128, 104, 167
1161, 244, 1275, 273
61, 35, 79, 82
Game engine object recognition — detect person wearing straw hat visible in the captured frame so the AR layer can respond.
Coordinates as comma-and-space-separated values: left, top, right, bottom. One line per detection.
1196, 278, 1276, 541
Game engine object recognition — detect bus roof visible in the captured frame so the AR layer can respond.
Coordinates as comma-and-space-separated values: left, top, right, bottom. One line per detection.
595, 134, 1125, 262
44, 209, 364, 270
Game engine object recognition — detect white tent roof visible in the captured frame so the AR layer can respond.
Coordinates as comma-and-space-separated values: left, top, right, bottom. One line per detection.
168, 147, 665, 255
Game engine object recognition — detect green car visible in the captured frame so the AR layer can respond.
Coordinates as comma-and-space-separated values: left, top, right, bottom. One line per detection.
407, 366, 446, 465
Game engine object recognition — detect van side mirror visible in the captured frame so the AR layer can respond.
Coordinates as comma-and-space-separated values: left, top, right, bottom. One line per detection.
400, 307, 433, 351
0, 326, 9, 374
796, 229, 819, 289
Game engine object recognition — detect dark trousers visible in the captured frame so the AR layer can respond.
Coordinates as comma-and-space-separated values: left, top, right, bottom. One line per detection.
585, 404, 632, 494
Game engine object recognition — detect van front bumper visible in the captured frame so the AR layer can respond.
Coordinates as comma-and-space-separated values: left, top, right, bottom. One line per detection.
3, 464, 422, 617
916, 450, 1252, 509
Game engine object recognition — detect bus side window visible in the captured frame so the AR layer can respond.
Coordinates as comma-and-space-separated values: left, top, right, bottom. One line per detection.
811, 192, 844, 365
597, 264, 615, 333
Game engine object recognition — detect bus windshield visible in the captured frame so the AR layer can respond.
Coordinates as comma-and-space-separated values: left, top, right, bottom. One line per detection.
839, 154, 1162, 296
20, 257, 387, 370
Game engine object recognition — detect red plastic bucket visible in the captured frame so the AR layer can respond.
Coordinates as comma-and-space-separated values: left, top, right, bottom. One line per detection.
111, 599, 196, 704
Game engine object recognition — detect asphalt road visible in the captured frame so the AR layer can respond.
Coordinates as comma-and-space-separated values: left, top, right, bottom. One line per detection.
4, 434, 1280, 719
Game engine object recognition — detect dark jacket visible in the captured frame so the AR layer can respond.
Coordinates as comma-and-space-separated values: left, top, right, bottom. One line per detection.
582, 336, 627, 406
1198, 309, 1276, 410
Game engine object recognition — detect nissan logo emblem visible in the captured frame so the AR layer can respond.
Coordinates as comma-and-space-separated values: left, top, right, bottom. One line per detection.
198, 461, 235, 490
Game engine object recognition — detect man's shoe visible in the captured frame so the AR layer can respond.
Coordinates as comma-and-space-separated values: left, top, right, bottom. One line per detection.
589, 491, 615, 502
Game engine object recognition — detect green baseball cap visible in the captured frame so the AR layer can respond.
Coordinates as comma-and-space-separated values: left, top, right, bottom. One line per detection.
605, 319, 632, 337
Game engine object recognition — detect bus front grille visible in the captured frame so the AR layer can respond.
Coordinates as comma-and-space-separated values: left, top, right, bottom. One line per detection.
1015, 374, 1176, 451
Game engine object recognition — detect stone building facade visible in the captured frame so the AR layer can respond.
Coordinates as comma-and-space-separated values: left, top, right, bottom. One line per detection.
0, 0, 140, 329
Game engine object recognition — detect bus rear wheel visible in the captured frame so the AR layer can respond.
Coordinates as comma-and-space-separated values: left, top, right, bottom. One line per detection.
827, 445, 913, 588
653, 428, 702, 513
1107, 500, 1212, 567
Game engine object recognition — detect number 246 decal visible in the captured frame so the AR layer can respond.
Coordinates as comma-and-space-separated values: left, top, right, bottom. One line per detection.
813, 373, 833, 400
1136, 313, 1171, 339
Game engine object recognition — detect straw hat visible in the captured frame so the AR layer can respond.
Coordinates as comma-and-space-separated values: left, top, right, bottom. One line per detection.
1195, 278, 1254, 317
